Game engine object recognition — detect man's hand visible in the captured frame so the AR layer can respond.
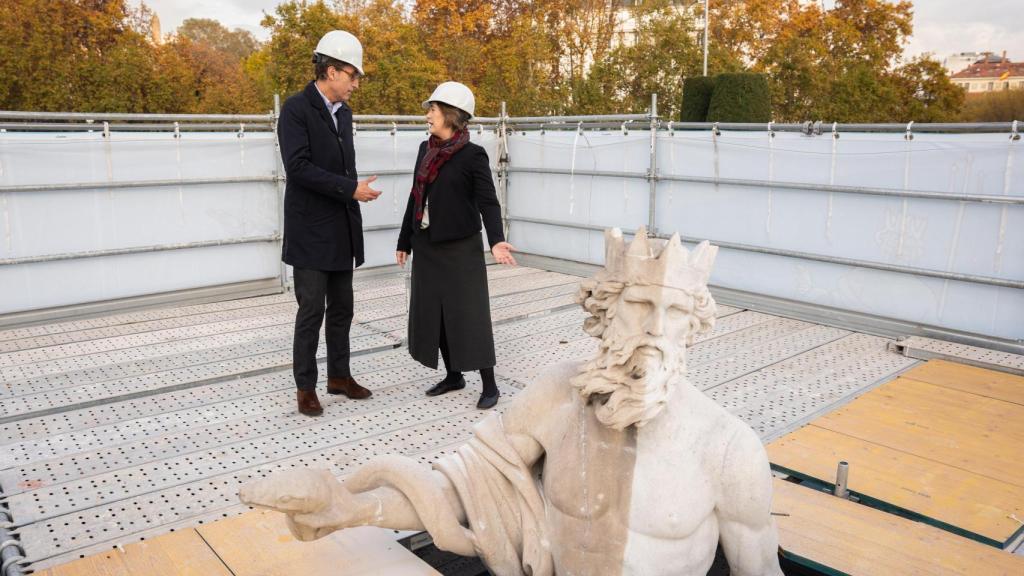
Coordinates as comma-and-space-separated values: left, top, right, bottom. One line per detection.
353, 175, 381, 202
491, 242, 517, 266
396, 251, 409, 268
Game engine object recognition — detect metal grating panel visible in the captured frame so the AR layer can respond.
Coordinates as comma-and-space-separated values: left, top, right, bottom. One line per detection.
26, 441, 468, 570
0, 321, 386, 384
6, 380, 519, 525
891, 335, 1024, 375
0, 333, 398, 420
706, 333, 919, 439
0, 303, 298, 354
0, 293, 296, 342
17, 402, 511, 564
689, 324, 851, 390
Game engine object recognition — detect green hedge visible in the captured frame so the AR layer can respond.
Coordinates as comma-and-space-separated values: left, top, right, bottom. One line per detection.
706, 73, 771, 123
680, 76, 716, 122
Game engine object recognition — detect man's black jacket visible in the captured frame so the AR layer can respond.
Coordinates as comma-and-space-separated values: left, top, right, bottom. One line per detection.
278, 81, 363, 270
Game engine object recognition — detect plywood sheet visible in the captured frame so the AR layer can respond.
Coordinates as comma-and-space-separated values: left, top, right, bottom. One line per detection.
774, 478, 1024, 576
814, 378, 1024, 487
901, 360, 1024, 406
33, 528, 231, 576
769, 424, 1024, 546
197, 509, 440, 576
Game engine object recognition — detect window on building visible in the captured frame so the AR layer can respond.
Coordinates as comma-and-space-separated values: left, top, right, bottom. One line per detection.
987, 82, 994, 91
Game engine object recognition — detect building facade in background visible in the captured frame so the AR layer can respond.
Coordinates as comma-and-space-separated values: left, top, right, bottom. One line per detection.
950, 52, 1024, 93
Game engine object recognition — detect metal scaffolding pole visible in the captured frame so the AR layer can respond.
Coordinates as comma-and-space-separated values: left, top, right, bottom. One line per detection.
273, 93, 289, 292
648, 93, 659, 234
498, 102, 511, 241
0, 235, 281, 267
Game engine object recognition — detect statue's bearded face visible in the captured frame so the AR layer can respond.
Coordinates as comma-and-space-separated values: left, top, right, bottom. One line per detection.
572, 280, 716, 430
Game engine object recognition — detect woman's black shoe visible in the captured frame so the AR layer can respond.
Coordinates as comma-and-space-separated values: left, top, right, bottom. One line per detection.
476, 391, 500, 410
426, 375, 466, 396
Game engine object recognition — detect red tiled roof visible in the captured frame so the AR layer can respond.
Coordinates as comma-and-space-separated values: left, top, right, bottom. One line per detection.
951, 61, 1024, 79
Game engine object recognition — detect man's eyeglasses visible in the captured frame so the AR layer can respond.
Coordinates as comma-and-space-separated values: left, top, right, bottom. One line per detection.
334, 66, 364, 83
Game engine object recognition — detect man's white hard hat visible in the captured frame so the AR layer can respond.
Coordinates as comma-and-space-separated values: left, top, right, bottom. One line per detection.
423, 81, 475, 118
313, 30, 364, 75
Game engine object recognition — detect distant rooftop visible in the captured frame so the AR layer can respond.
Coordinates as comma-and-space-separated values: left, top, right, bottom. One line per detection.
951, 59, 1024, 79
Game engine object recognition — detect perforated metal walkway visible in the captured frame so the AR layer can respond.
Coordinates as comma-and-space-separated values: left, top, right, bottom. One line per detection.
0, 265, 919, 571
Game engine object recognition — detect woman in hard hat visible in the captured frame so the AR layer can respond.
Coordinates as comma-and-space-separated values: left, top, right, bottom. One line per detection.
395, 82, 516, 410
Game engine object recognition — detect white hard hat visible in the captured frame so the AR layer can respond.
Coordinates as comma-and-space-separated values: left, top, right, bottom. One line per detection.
423, 81, 475, 118
313, 30, 364, 75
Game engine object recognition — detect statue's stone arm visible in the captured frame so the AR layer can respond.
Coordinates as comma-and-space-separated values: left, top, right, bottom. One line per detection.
238, 374, 557, 550
713, 427, 785, 576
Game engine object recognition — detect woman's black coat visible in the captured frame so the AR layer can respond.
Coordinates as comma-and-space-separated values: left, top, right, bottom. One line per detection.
397, 140, 505, 372
396, 141, 505, 252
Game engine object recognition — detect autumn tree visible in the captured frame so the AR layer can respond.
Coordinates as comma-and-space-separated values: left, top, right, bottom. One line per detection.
245, 0, 443, 114
177, 18, 260, 62
0, 0, 164, 111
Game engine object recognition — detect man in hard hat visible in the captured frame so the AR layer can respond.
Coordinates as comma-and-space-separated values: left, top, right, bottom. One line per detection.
278, 30, 381, 417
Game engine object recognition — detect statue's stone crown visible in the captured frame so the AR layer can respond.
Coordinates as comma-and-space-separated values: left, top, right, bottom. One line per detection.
600, 227, 718, 292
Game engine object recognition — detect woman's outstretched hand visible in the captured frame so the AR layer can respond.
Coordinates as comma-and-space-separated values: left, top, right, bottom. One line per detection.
396, 251, 409, 268
491, 242, 517, 266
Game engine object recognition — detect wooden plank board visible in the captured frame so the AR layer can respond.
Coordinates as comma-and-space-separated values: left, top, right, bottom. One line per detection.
773, 478, 1024, 576
768, 425, 1024, 547
814, 378, 1024, 487
901, 360, 1024, 406
848, 378, 1024, 438
33, 528, 231, 576
197, 509, 440, 576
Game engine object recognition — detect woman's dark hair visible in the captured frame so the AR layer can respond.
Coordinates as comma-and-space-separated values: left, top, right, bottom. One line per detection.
436, 101, 471, 131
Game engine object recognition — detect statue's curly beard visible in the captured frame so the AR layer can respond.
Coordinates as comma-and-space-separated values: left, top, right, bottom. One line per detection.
570, 332, 683, 430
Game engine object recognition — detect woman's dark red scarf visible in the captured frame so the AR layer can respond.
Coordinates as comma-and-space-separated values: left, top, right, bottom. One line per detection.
411, 128, 470, 223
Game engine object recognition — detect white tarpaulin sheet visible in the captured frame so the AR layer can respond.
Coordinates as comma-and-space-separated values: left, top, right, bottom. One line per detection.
506, 129, 1022, 341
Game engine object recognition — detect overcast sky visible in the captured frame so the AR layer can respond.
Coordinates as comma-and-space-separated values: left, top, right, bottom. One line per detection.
139, 0, 1024, 61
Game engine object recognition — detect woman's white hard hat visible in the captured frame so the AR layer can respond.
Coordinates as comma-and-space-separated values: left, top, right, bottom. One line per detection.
313, 30, 364, 76
423, 81, 475, 118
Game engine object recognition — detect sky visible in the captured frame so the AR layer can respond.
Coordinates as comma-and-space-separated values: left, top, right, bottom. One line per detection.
139, 0, 1024, 61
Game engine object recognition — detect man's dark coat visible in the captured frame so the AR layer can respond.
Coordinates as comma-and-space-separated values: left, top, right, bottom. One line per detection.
278, 81, 363, 270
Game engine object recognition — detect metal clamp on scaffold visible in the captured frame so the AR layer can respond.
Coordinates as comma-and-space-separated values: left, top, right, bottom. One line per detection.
712, 122, 721, 137
621, 120, 632, 136
237, 123, 245, 139
767, 121, 775, 139
904, 121, 914, 141
832, 122, 839, 139
1012, 120, 1020, 141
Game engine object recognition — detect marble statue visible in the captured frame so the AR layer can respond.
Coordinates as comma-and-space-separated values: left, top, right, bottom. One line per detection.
239, 227, 784, 576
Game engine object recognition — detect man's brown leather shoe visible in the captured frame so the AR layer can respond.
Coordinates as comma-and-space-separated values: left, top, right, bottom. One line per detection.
327, 376, 372, 399
297, 389, 323, 416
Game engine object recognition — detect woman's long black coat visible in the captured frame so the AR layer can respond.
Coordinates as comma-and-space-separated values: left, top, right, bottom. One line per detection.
397, 141, 505, 372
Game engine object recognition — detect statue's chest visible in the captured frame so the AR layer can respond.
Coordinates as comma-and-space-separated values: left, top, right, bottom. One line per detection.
542, 415, 635, 520
626, 440, 717, 539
